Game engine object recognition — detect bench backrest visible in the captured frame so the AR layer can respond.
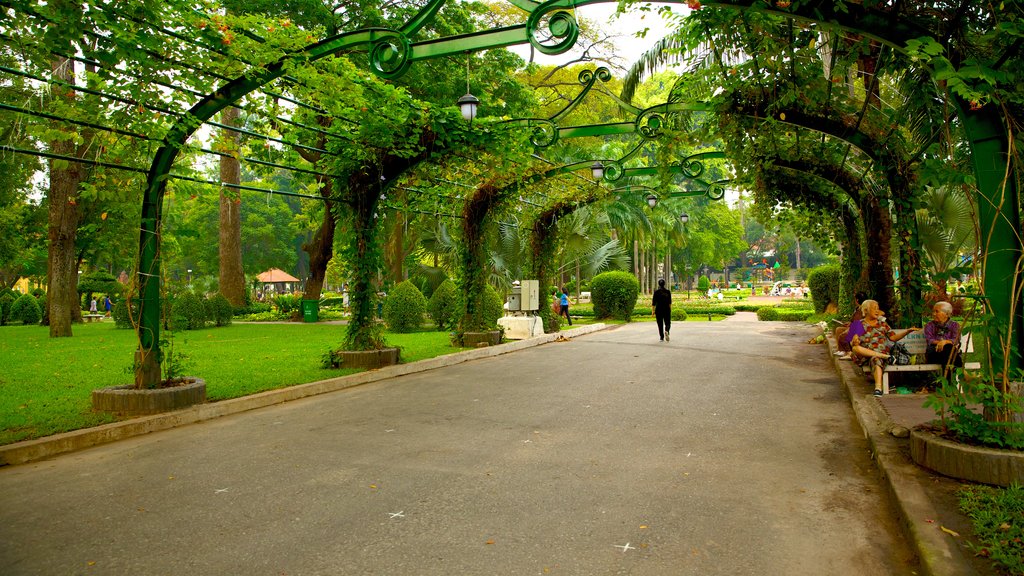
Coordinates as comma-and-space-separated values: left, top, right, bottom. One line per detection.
898, 330, 973, 355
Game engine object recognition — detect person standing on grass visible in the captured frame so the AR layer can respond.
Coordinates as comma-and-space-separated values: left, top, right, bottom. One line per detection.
652, 278, 672, 341
558, 287, 572, 326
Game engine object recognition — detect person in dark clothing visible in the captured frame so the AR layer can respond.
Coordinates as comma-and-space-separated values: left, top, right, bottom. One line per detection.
652, 278, 672, 341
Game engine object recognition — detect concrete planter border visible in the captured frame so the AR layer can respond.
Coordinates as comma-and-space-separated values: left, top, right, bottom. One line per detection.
336, 348, 400, 370
91, 378, 206, 416
462, 330, 501, 347
910, 428, 1024, 487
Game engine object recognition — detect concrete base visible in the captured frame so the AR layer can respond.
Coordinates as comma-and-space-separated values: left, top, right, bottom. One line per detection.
910, 429, 1024, 487
336, 348, 400, 370
497, 315, 545, 339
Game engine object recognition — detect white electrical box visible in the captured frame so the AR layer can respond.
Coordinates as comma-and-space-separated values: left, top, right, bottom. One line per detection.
520, 280, 539, 311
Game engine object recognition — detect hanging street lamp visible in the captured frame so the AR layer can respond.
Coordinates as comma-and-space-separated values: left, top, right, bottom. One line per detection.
646, 194, 658, 209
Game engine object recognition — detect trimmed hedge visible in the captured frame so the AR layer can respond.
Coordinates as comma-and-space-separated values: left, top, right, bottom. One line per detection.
0, 293, 14, 325
807, 265, 840, 313
428, 278, 462, 331
383, 280, 427, 333
9, 294, 41, 325
670, 307, 689, 321
481, 284, 504, 329
677, 303, 737, 315
734, 303, 762, 312
171, 291, 208, 331
207, 293, 234, 327
591, 271, 640, 321
756, 306, 815, 321
112, 299, 134, 329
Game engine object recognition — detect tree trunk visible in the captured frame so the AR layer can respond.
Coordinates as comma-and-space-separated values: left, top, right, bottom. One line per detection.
633, 240, 639, 280
46, 51, 87, 337
218, 106, 245, 306
301, 179, 335, 302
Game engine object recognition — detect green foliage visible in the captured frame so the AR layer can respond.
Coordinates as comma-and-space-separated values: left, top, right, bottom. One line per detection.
171, 292, 208, 331
591, 271, 640, 321
807, 265, 841, 313
670, 307, 688, 321
428, 278, 462, 331
36, 293, 47, 326
481, 284, 504, 329
677, 303, 737, 316
272, 294, 301, 315
697, 275, 710, 292
958, 483, 1024, 575
77, 270, 122, 297
206, 293, 234, 327
775, 309, 815, 321
112, 299, 134, 329
383, 280, 428, 333
0, 293, 13, 325
756, 307, 780, 321
9, 294, 40, 325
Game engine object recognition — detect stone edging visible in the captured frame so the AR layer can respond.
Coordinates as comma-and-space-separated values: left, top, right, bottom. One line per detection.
826, 334, 977, 576
911, 428, 1024, 487
0, 324, 607, 467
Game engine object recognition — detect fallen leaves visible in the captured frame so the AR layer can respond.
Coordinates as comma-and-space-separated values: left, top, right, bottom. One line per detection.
940, 525, 960, 538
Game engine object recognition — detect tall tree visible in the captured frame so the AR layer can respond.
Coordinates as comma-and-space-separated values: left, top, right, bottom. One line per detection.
218, 106, 246, 305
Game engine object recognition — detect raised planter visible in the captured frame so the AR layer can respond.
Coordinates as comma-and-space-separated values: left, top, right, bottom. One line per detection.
910, 428, 1024, 487
334, 347, 400, 370
462, 330, 501, 347
92, 378, 206, 416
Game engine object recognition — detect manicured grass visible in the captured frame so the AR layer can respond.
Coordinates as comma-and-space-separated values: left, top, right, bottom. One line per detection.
959, 483, 1024, 574
0, 322, 467, 446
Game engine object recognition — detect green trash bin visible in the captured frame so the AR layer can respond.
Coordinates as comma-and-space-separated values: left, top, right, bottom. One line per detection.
301, 299, 319, 323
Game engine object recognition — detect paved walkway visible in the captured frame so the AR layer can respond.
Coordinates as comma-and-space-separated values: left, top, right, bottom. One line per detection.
0, 316, 920, 575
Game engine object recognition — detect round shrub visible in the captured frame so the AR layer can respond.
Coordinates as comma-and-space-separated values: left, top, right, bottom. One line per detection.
481, 284, 504, 328
112, 299, 135, 329
776, 308, 815, 321
591, 271, 640, 321
428, 278, 462, 331
10, 293, 41, 325
384, 280, 428, 332
807, 264, 840, 313
670, 307, 688, 321
0, 293, 14, 325
206, 293, 234, 327
697, 275, 710, 293
37, 294, 47, 325
171, 291, 208, 331
756, 306, 780, 321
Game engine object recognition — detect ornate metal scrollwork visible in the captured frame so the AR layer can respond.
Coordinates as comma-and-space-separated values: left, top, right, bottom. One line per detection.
680, 158, 705, 179
636, 111, 666, 139
527, 3, 580, 56
529, 119, 559, 148
705, 184, 726, 200
578, 67, 611, 85
602, 159, 625, 182
369, 32, 412, 79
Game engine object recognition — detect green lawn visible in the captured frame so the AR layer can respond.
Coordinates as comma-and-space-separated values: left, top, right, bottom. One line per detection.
0, 322, 467, 446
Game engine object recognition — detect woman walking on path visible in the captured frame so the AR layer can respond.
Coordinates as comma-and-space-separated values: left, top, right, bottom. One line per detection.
558, 287, 572, 326
652, 278, 672, 341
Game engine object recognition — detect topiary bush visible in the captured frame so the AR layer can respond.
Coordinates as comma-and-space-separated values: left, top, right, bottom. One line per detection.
481, 284, 504, 329
206, 293, 234, 327
756, 307, 780, 321
171, 291, 208, 331
383, 280, 428, 332
428, 278, 462, 331
112, 299, 135, 329
670, 307, 688, 321
10, 293, 41, 325
591, 271, 640, 321
697, 275, 710, 293
0, 293, 14, 325
807, 264, 841, 313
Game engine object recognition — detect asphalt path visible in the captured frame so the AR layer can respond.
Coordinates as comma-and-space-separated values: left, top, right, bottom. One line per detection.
0, 315, 918, 575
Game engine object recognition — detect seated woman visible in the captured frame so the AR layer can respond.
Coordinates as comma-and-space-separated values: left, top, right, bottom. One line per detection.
923, 301, 963, 377
850, 299, 919, 396
833, 292, 867, 357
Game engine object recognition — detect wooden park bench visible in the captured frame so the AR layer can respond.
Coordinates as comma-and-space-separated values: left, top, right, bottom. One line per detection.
83, 314, 105, 323
862, 331, 981, 394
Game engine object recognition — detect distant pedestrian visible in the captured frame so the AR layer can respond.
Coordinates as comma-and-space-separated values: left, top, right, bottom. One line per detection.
89, 298, 98, 313
558, 287, 572, 326
652, 278, 672, 341
103, 296, 112, 316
